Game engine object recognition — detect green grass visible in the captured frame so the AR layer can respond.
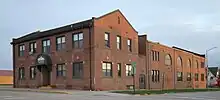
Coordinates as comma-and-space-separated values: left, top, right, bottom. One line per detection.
112, 88, 220, 95
0, 84, 13, 86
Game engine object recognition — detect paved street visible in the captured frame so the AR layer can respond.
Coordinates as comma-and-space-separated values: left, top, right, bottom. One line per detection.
0, 90, 220, 100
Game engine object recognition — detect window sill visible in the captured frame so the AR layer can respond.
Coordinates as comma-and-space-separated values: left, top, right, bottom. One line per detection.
72, 77, 83, 79
102, 76, 113, 78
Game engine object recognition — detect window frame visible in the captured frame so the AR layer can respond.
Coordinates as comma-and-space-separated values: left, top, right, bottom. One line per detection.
187, 72, 191, 81
19, 44, 25, 57
56, 64, 66, 77
127, 38, 132, 52
56, 36, 66, 51
105, 32, 110, 48
29, 42, 37, 54
117, 63, 121, 77
151, 70, 160, 82
165, 54, 172, 66
126, 64, 132, 76
177, 56, 182, 67
177, 72, 183, 81
18, 67, 25, 80
30, 66, 36, 80
102, 62, 112, 77
195, 73, 199, 81
72, 62, 83, 78
42, 39, 50, 53
116, 35, 121, 50
72, 32, 83, 49
201, 74, 205, 81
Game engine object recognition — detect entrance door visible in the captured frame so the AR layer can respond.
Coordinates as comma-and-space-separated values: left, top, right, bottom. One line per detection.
41, 66, 50, 86
139, 74, 146, 89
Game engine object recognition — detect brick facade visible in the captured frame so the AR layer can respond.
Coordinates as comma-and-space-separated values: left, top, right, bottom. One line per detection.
11, 9, 206, 90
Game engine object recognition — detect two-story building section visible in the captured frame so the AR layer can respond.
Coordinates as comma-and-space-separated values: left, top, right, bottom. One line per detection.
11, 9, 206, 90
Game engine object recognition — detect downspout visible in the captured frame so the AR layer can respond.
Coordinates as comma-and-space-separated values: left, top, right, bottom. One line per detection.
12, 42, 15, 88
173, 49, 176, 89
89, 19, 94, 91
147, 41, 151, 90
192, 55, 194, 89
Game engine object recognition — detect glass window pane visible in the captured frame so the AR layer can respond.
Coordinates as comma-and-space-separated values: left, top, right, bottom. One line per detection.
62, 37, 65, 43
79, 40, 83, 48
117, 36, 120, 43
47, 40, 50, 46
74, 34, 78, 41
43, 41, 46, 46
102, 63, 106, 69
57, 38, 61, 44
107, 63, 111, 69
127, 39, 130, 45
105, 33, 108, 40
79, 33, 83, 40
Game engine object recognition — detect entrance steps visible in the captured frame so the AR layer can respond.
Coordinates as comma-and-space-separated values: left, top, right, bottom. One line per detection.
39, 85, 52, 89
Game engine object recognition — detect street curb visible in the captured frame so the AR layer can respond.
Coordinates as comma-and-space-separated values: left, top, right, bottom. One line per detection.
0, 88, 72, 94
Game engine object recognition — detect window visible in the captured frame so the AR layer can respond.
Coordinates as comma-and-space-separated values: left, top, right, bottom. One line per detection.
177, 56, 182, 67
73, 33, 83, 48
118, 16, 120, 24
42, 40, 50, 53
127, 39, 132, 52
29, 42, 36, 54
72, 62, 83, 78
117, 63, 121, 77
56, 64, 66, 77
102, 62, 112, 77
187, 72, 191, 81
19, 44, 25, 57
195, 73, 199, 81
18, 67, 25, 80
152, 50, 160, 61
105, 32, 110, 48
177, 72, 183, 81
187, 59, 191, 68
30, 66, 36, 79
165, 54, 172, 65
116, 36, 121, 50
201, 62, 205, 68
195, 60, 199, 68
151, 70, 160, 82
126, 64, 132, 76
201, 74, 205, 81
56, 36, 65, 51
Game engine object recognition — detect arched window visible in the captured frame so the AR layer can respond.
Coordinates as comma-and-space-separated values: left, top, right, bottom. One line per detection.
187, 59, 191, 67
177, 56, 182, 67
165, 54, 172, 66
195, 60, 199, 68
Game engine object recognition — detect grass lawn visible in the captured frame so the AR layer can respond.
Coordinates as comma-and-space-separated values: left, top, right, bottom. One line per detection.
112, 88, 220, 95
0, 84, 13, 86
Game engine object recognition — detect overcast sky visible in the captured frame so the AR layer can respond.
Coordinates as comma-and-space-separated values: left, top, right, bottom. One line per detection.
1, 0, 220, 70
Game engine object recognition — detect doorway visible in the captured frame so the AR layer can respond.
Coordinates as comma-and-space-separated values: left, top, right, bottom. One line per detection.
139, 74, 146, 89
40, 66, 50, 86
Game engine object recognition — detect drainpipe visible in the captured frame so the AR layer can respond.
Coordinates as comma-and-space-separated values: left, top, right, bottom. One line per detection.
192, 55, 194, 89
173, 49, 176, 89
89, 19, 93, 91
12, 42, 15, 88
147, 42, 151, 90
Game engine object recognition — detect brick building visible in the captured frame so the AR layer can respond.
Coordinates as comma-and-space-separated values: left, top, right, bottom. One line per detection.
11, 10, 206, 90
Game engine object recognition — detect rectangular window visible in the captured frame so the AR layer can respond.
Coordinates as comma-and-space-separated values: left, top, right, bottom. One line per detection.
117, 63, 121, 77
56, 64, 66, 77
29, 42, 36, 54
18, 67, 25, 80
201, 62, 205, 68
151, 70, 160, 82
102, 62, 112, 77
73, 33, 83, 48
195, 73, 199, 81
177, 72, 183, 81
152, 50, 159, 61
42, 39, 50, 53
187, 72, 191, 81
19, 44, 25, 57
73, 62, 83, 78
30, 66, 36, 79
127, 39, 132, 52
116, 36, 121, 50
201, 74, 205, 81
56, 36, 66, 51
105, 32, 110, 48
126, 64, 132, 76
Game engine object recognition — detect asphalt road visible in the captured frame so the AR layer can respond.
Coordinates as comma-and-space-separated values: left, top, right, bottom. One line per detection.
0, 90, 220, 100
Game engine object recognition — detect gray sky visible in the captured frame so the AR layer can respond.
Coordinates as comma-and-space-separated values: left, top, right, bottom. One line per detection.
1, 0, 220, 70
